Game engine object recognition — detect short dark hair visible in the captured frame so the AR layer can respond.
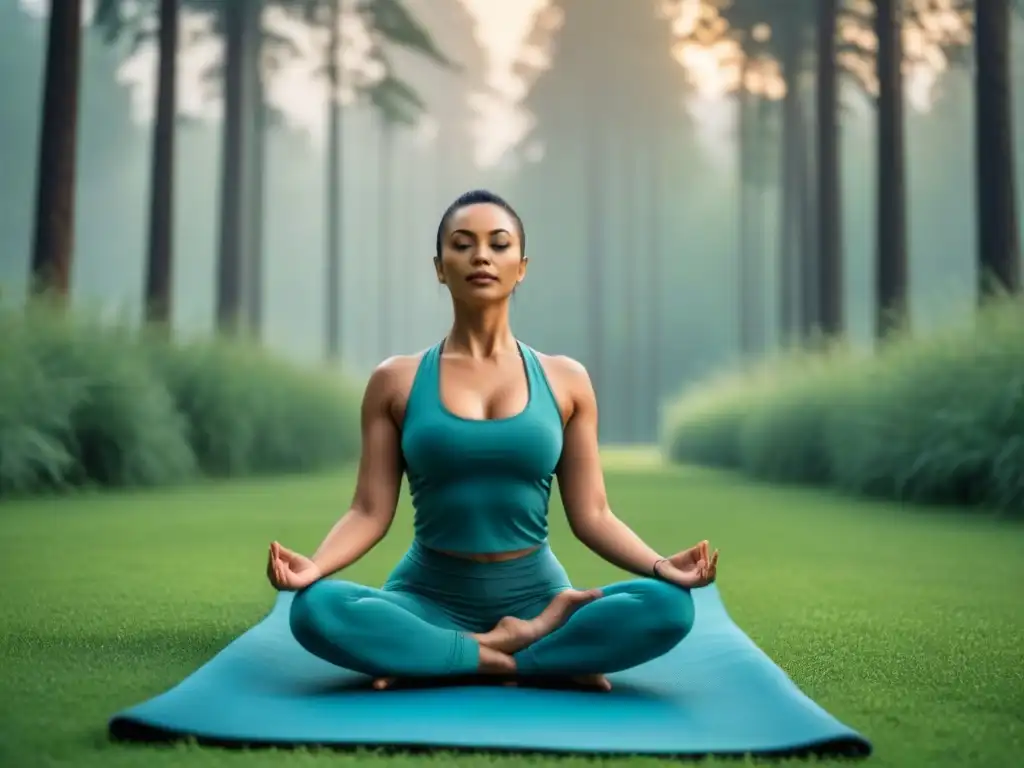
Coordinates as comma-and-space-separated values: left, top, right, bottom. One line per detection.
435, 189, 526, 260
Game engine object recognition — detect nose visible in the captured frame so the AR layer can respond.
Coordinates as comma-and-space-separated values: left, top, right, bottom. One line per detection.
469, 246, 492, 265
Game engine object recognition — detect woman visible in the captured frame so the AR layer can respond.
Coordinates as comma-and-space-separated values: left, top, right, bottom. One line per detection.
267, 189, 719, 692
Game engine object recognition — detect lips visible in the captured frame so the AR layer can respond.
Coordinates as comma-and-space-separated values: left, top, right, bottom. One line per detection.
467, 272, 498, 283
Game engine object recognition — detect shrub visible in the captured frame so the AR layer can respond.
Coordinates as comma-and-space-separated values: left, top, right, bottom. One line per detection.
737, 346, 867, 486
144, 335, 361, 477
0, 300, 363, 498
662, 367, 761, 470
824, 301, 1024, 511
0, 304, 195, 494
662, 297, 1024, 516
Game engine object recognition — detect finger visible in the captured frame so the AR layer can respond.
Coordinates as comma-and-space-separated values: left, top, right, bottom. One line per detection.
710, 550, 719, 569
672, 571, 697, 589
701, 540, 709, 562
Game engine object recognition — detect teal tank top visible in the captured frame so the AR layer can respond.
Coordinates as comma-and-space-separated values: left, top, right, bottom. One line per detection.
400, 340, 564, 554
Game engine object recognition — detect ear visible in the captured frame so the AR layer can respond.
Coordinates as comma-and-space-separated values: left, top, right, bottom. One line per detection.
434, 257, 445, 284
517, 255, 528, 284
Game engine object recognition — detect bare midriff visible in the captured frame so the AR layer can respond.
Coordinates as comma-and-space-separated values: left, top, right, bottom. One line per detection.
432, 545, 542, 563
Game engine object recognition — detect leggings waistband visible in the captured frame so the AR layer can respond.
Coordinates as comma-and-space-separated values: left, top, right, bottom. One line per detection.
383, 540, 571, 632
404, 540, 553, 581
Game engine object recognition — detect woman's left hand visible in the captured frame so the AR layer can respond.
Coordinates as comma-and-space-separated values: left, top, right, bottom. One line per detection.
660, 540, 719, 588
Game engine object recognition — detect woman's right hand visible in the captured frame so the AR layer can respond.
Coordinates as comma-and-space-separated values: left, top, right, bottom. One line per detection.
266, 541, 323, 591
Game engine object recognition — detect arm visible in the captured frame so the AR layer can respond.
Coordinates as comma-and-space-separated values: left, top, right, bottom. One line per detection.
554, 359, 666, 578
309, 359, 406, 578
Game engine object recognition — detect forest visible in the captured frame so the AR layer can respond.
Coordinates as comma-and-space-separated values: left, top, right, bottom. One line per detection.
2, 6, 1023, 768
1, 0, 1021, 451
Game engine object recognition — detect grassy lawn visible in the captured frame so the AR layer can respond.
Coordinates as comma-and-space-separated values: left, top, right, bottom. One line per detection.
1, 456, 1022, 767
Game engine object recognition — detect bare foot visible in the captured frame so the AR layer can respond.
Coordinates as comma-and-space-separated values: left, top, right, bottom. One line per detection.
371, 645, 517, 690
503, 673, 612, 692
473, 588, 602, 655
571, 673, 612, 691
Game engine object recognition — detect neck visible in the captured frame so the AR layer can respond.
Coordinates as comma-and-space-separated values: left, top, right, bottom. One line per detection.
446, 300, 516, 359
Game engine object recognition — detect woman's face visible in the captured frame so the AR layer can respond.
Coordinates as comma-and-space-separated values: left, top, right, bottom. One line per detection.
435, 203, 527, 304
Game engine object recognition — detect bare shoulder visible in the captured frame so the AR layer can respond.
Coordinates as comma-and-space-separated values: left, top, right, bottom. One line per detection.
368, 352, 423, 389
533, 350, 596, 407
364, 349, 430, 418
535, 351, 590, 382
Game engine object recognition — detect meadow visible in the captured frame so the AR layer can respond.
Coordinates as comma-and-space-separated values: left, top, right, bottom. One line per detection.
1, 454, 1021, 768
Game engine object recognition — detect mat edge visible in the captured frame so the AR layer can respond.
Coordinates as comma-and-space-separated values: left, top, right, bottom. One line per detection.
108, 715, 872, 759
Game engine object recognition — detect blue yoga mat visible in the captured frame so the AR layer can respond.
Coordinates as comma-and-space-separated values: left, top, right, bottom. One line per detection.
109, 584, 871, 758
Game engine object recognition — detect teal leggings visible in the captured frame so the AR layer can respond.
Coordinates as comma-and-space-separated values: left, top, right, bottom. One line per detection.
289, 542, 696, 678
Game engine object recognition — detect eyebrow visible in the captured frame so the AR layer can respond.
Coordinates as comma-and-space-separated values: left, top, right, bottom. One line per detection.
450, 228, 512, 238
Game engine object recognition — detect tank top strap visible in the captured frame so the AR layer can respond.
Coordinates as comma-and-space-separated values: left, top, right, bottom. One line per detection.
406, 340, 444, 417
518, 342, 560, 416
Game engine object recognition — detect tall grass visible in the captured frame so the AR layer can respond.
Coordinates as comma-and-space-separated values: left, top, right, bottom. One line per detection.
662, 298, 1024, 516
0, 301, 362, 498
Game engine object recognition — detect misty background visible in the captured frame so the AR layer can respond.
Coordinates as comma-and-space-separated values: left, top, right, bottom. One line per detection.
2, 0, 1023, 444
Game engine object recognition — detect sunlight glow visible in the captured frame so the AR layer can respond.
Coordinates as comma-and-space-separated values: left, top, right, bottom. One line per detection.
460, 0, 550, 167
24, 0, 550, 168
18, 0, 976, 170
115, 3, 388, 145
663, 0, 973, 112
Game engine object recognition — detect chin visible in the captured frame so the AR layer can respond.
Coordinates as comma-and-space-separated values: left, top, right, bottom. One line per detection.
456, 286, 512, 305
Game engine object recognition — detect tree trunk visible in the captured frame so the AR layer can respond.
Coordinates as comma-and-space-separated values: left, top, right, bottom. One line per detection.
811, 0, 843, 339
30, 0, 84, 299
748, 95, 772, 355
215, 1, 258, 335
144, 0, 179, 328
325, 0, 343, 362
378, 119, 394, 357
975, 0, 1021, 298
246, 38, 266, 339
586, 98, 604, 435
874, 0, 908, 338
622, 143, 637, 441
777, 35, 803, 346
816, 0, 842, 337
798, 100, 818, 337
648, 115, 664, 438
737, 59, 755, 355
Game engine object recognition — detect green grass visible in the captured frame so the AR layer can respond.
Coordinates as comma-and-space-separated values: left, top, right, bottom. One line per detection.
1, 458, 1022, 767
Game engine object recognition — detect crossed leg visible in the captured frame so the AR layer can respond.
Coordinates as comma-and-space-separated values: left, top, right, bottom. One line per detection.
290, 579, 487, 678
289, 577, 695, 690
289, 579, 591, 681
511, 579, 696, 681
